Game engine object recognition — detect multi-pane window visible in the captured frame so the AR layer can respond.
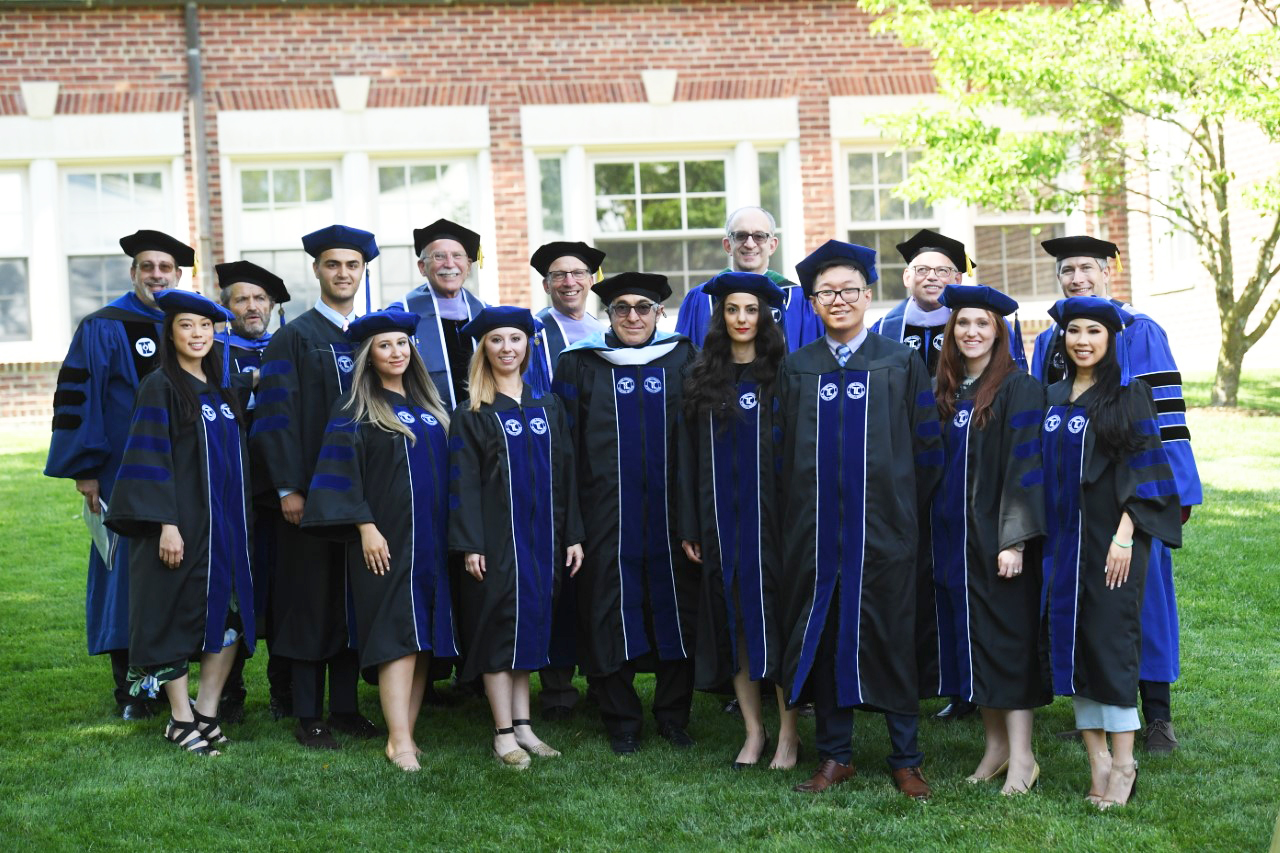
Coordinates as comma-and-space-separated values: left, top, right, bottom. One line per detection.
757, 150, 787, 276
592, 157, 729, 307
64, 169, 168, 330
846, 150, 937, 302
973, 220, 1067, 300
236, 165, 337, 321
374, 161, 474, 301
0, 172, 29, 341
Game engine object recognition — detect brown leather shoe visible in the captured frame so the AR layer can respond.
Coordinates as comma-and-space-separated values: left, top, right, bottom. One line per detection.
793, 759, 855, 793
892, 766, 931, 799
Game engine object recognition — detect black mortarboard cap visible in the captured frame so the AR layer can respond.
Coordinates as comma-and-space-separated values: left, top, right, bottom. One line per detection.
119, 230, 195, 267
215, 260, 290, 305
591, 272, 672, 305
896, 229, 974, 274
530, 241, 606, 277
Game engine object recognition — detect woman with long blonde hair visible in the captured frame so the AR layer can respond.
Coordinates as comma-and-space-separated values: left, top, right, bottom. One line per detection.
449, 306, 583, 769
302, 309, 456, 772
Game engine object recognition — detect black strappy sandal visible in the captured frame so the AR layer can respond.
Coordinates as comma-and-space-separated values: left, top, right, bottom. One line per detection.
165, 717, 218, 755
192, 710, 229, 746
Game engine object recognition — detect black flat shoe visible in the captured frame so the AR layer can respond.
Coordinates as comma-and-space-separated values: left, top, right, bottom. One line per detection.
328, 712, 384, 739
121, 701, 154, 721
658, 723, 695, 749
294, 719, 340, 750
610, 732, 640, 755
934, 699, 978, 721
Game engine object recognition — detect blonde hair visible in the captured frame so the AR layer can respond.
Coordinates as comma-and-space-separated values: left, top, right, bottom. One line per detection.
344, 333, 450, 441
466, 328, 532, 411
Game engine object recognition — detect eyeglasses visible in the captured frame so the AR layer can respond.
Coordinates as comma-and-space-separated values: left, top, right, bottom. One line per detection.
607, 302, 658, 317
911, 265, 959, 278
811, 287, 869, 305
548, 269, 592, 284
429, 251, 469, 264
728, 231, 773, 245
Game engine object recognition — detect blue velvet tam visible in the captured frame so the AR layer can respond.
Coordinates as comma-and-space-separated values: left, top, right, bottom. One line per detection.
460, 306, 537, 341
346, 309, 420, 343
119, 230, 195, 267
592, 271, 672, 305
795, 239, 879, 297
154, 289, 233, 323
302, 224, 379, 261
703, 271, 786, 310
214, 260, 290, 304
530, 241, 606, 276
939, 284, 1018, 316
1048, 296, 1133, 331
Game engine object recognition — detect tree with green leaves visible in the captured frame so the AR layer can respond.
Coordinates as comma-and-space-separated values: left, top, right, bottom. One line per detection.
858, 0, 1280, 405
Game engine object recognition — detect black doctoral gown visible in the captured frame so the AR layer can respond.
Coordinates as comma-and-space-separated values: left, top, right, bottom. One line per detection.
250, 309, 356, 662
1041, 379, 1182, 706
777, 334, 943, 715
675, 366, 785, 692
448, 387, 583, 681
105, 370, 255, 673
552, 333, 700, 678
929, 370, 1050, 709
301, 390, 458, 680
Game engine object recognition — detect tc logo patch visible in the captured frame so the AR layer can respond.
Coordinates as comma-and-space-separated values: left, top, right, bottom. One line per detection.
846, 381, 866, 400
819, 382, 838, 401
504, 419, 523, 436
530, 417, 548, 435
135, 337, 157, 357
201, 404, 216, 422
421, 413, 438, 426
1068, 415, 1087, 434
397, 411, 416, 425
1051, 351, 1065, 370
903, 335, 922, 351
739, 392, 758, 410
932, 335, 945, 351
240, 364, 256, 373
643, 376, 663, 394
954, 409, 970, 428
337, 355, 355, 373
770, 307, 782, 323
616, 377, 635, 394
220, 403, 235, 419
1044, 414, 1062, 432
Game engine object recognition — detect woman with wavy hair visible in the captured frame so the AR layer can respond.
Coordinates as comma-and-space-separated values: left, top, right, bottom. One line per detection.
676, 271, 798, 770
1041, 297, 1182, 808
930, 285, 1049, 795
302, 309, 456, 772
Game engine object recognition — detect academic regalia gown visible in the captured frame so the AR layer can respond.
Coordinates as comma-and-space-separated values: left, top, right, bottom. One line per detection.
250, 308, 356, 662
105, 370, 255, 676
1032, 308, 1200, 683
675, 271, 824, 351
778, 334, 943, 715
301, 390, 458, 680
448, 387, 583, 681
552, 331, 700, 678
929, 370, 1050, 709
45, 292, 165, 655
870, 299, 949, 376
1040, 380, 1183, 706
395, 286, 486, 410
675, 368, 785, 691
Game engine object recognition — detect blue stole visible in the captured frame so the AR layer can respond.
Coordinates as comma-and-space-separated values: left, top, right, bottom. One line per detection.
399, 402, 458, 657
495, 405, 556, 670
329, 343, 355, 397
198, 392, 255, 654
1041, 403, 1089, 696
791, 369, 871, 707
400, 285, 485, 409
930, 400, 975, 699
709, 381, 768, 679
613, 365, 686, 661
216, 331, 271, 373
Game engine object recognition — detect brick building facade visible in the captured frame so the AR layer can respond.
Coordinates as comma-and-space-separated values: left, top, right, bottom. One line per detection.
0, 0, 1272, 419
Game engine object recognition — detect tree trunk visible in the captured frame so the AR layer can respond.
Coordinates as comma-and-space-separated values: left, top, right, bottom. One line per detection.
1210, 327, 1244, 406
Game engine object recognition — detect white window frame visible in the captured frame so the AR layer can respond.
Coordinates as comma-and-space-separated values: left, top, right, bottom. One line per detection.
0, 169, 31, 343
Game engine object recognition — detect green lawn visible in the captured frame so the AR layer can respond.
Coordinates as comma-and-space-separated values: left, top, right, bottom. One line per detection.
2, 390, 1278, 850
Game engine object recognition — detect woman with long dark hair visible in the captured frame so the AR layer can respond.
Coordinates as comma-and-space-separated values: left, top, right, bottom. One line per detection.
930, 285, 1049, 795
449, 306, 583, 769
302, 309, 456, 772
106, 290, 254, 756
676, 271, 798, 770
1041, 297, 1182, 809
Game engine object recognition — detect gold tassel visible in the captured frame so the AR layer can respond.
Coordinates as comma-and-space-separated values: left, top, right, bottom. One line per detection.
1114, 251, 1123, 275
965, 255, 973, 277
476, 246, 484, 270
595, 266, 605, 283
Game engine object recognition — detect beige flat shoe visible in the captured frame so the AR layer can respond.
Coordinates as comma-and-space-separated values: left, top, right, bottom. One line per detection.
387, 749, 421, 772
512, 719, 561, 757
493, 725, 532, 769
965, 758, 1009, 783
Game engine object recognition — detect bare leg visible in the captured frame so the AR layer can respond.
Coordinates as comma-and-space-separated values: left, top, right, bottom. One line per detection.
407, 651, 431, 754
192, 645, 238, 718
970, 707, 1011, 780
511, 671, 558, 754
1099, 730, 1137, 808
164, 672, 194, 723
1000, 709, 1038, 793
484, 671, 519, 755
729, 613, 768, 765
1081, 728, 1111, 803
378, 654, 420, 771
769, 684, 801, 770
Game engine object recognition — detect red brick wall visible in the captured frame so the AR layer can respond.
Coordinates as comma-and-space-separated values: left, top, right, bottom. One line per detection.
0, 362, 58, 421
1, 1, 940, 305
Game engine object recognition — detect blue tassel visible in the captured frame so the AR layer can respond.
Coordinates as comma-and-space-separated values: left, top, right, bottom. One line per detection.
365, 268, 372, 315
1011, 312, 1029, 372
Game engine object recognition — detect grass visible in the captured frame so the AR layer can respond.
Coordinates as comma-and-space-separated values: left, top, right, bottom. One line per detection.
2, 382, 1279, 851
1184, 368, 1280, 414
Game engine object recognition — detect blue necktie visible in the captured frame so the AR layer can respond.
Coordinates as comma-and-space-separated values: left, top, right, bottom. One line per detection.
836, 343, 852, 367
